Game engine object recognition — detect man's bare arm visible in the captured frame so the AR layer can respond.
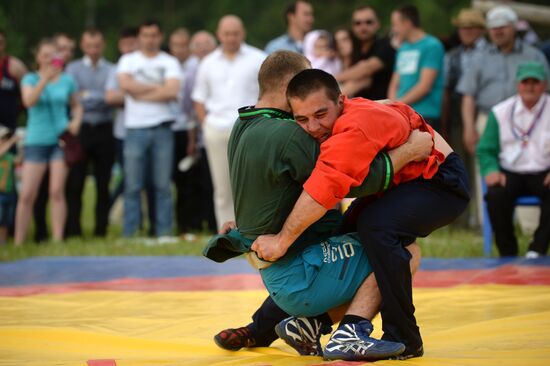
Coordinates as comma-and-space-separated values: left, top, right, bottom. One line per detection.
398, 68, 438, 105
251, 129, 435, 261
118, 73, 157, 96
336, 57, 384, 83
341, 77, 371, 98
272, 130, 435, 246
387, 72, 399, 100
194, 102, 207, 125
251, 190, 326, 261
461, 94, 478, 155
134, 78, 179, 102
387, 129, 433, 171
105, 89, 125, 107
67, 93, 83, 135
10, 57, 28, 83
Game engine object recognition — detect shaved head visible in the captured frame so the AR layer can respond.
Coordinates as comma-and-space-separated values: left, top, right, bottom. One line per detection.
169, 27, 191, 62
217, 15, 244, 32
190, 30, 217, 59
216, 15, 245, 55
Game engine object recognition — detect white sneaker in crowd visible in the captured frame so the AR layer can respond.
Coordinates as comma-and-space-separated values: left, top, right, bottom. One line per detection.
156, 236, 180, 245
525, 251, 541, 259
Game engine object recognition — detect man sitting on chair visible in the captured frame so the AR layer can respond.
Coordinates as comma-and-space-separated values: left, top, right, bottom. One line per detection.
477, 61, 550, 258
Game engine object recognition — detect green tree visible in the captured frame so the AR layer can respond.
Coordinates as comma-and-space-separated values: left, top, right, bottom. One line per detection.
2, 0, 474, 65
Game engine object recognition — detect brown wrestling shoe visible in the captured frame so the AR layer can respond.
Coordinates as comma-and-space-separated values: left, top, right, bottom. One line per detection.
214, 326, 256, 351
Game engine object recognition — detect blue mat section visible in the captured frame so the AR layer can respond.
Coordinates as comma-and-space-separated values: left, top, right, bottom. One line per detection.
1, 256, 549, 287
0, 256, 256, 287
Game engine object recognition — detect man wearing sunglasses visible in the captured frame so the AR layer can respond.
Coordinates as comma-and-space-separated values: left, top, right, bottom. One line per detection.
335, 5, 396, 100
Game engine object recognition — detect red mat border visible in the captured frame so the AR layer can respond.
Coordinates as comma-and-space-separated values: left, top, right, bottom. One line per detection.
1, 265, 549, 297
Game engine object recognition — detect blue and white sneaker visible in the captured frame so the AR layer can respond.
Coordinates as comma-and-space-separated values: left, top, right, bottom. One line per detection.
323, 320, 405, 361
274, 316, 332, 356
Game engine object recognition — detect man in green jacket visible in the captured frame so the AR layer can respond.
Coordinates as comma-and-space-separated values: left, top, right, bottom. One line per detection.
477, 61, 550, 258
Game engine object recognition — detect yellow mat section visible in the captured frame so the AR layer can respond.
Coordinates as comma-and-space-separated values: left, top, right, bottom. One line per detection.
1, 285, 549, 366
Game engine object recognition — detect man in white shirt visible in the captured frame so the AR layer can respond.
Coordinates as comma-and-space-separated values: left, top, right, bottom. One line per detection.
105, 26, 157, 232
192, 15, 266, 230
477, 61, 550, 258
117, 19, 181, 238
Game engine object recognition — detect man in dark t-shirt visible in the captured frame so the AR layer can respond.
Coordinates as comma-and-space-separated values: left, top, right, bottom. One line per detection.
0, 30, 27, 129
335, 5, 395, 99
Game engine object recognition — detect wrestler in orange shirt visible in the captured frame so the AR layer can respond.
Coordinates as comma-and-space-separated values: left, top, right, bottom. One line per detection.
252, 69, 469, 360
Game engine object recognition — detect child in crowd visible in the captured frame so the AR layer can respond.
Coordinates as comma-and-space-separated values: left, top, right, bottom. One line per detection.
303, 30, 342, 76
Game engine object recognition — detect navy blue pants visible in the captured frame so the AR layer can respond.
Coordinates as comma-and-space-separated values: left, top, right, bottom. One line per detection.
342, 152, 470, 352
248, 296, 289, 346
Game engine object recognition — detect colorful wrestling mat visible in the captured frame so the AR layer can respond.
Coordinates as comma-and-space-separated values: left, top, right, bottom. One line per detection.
0, 255, 549, 366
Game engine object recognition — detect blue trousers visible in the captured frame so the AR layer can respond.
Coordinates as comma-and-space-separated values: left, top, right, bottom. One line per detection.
344, 152, 470, 352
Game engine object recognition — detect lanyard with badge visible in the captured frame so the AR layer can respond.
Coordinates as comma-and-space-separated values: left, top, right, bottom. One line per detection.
504, 95, 547, 165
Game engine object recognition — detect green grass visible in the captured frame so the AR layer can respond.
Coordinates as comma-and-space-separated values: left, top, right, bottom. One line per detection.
0, 236, 207, 262
416, 226, 531, 258
0, 179, 534, 262
1, 226, 534, 263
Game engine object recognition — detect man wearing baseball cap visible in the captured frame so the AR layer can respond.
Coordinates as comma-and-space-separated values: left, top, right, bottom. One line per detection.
477, 61, 550, 258
458, 6, 549, 155
443, 9, 488, 224
456, 5, 549, 228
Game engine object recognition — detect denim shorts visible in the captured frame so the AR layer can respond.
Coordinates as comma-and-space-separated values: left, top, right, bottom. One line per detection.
24, 144, 64, 163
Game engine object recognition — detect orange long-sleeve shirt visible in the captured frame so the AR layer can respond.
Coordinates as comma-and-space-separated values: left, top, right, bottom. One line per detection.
303, 97, 445, 209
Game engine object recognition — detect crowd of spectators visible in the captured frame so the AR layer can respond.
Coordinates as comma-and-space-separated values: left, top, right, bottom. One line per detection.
0, 1, 548, 256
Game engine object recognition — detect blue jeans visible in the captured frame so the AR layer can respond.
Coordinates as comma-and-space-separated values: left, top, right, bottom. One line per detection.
123, 123, 174, 236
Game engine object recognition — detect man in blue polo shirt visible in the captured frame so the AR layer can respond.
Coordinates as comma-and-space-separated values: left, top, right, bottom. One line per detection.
264, 1, 314, 54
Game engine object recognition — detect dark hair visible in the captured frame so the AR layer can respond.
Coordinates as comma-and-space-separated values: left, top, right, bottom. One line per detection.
81, 27, 104, 39
32, 38, 56, 68
284, 0, 310, 25
258, 50, 310, 97
352, 5, 379, 19
34, 38, 55, 53
286, 68, 341, 104
119, 26, 138, 39
53, 32, 74, 43
395, 5, 420, 28
334, 27, 363, 65
140, 19, 162, 32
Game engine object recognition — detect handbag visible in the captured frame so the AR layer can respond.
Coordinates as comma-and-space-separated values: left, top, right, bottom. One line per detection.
58, 130, 85, 165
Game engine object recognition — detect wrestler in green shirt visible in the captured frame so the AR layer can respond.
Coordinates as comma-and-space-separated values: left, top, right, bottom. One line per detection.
205, 106, 392, 316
